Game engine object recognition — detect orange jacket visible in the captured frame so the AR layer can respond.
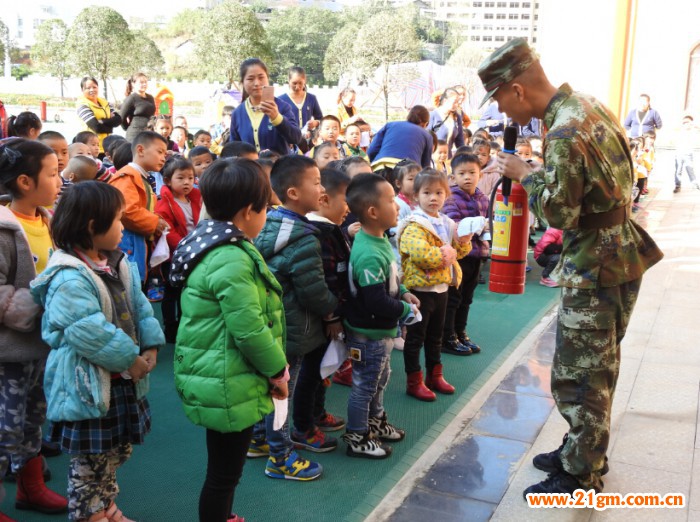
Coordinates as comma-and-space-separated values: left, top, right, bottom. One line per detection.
108, 165, 159, 237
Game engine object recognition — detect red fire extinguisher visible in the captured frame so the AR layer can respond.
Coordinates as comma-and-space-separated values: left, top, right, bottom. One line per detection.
488, 126, 530, 294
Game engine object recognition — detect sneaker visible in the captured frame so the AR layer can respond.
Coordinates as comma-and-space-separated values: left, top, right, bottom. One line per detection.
533, 434, 609, 475
525, 265, 532, 273
673, 186, 681, 193
291, 427, 338, 453
539, 276, 559, 288
246, 439, 270, 459
457, 333, 481, 354
478, 273, 486, 284
442, 335, 472, 356
316, 412, 346, 432
146, 283, 164, 302
368, 412, 405, 441
342, 431, 392, 459
227, 516, 244, 522
632, 203, 640, 213
265, 451, 323, 481
523, 469, 591, 499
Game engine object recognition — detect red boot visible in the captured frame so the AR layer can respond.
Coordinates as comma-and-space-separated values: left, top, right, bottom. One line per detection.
332, 359, 352, 387
406, 371, 436, 402
425, 364, 455, 395
15, 456, 67, 514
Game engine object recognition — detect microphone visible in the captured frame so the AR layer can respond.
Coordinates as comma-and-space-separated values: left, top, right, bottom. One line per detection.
501, 125, 518, 205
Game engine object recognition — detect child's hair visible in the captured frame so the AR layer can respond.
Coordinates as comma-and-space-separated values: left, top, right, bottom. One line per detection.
222, 105, 235, 118
532, 151, 543, 160
131, 131, 168, 153
200, 159, 271, 220
172, 125, 187, 136
490, 141, 502, 152
346, 173, 387, 220
312, 141, 336, 159
220, 141, 258, 159
337, 87, 355, 105
325, 159, 344, 171
64, 156, 98, 181
125, 72, 148, 96
194, 129, 212, 140
629, 138, 643, 152
406, 105, 430, 126
413, 168, 450, 195
472, 138, 491, 151
258, 157, 275, 170
7, 112, 42, 138
451, 153, 481, 171
464, 128, 473, 140
473, 129, 492, 141
104, 136, 127, 158
516, 137, 532, 150
188, 146, 214, 160
344, 123, 361, 135
162, 157, 194, 182
320, 167, 351, 197
38, 131, 66, 142
0, 138, 55, 197
240, 58, 269, 102
270, 155, 317, 203
258, 149, 281, 161
151, 114, 173, 131
73, 130, 99, 145
112, 141, 134, 170
643, 130, 656, 139
52, 181, 125, 251
339, 156, 367, 173
320, 115, 341, 127
454, 145, 473, 155
436, 139, 448, 149
393, 159, 421, 188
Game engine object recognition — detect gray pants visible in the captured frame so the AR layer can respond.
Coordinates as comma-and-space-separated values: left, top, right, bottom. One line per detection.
674, 152, 696, 187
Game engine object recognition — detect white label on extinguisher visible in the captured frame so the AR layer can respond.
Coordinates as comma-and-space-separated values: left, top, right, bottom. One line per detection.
492, 201, 512, 257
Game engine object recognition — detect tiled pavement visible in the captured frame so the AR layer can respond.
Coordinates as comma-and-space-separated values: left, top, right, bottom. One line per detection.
368, 153, 699, 521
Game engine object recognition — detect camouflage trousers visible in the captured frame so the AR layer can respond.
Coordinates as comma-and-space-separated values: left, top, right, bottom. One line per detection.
67, 442, 132, 521
0, 360, 47, 478
552, 277, 642, 491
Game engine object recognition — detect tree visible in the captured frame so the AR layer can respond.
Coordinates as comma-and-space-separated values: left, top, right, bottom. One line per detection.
32, 19, 71, 97
323, 22, 369, 85
447, 42, 488, 109
194, 1, 272, 85
266, 7, 339, 85
66, 7, 134, 99
123, 31, 165, 78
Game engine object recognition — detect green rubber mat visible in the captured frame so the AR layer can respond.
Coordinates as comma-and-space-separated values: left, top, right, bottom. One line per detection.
4, 259, 559, 522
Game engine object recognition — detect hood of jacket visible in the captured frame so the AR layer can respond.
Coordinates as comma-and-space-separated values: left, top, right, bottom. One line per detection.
396, 211, 454, 247
169, 218, 247, 287
254, 207, 320, 260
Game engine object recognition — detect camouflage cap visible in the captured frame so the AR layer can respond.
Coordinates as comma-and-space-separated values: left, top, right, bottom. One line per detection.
478, 38, 539, 108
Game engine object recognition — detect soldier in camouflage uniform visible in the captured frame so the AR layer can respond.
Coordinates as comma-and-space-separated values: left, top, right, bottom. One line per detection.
477, 39, 664, 496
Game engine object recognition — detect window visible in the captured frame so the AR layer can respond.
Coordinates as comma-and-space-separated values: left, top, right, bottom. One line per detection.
510, 1, 520, 7
473, 1, 482, 6
471, 35, 481, 41
509, 13, 519, 19
484, 24, 493, 30
485, 13, 494, 19
483, 35, 493, 41
485, 1, 495, 7
471, 25, 481, 31
495, 36, 505, 41
497, 13, 506, 19
497, 1, 506, 6
523, 1, 531, 7
522, 13, 530, 19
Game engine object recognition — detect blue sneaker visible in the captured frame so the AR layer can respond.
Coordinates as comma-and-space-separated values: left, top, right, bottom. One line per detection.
246, 438, 269, 459
265, 451, 323, 481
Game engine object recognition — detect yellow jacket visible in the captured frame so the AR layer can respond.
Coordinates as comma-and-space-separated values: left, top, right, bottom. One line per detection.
397, 213, 471, 290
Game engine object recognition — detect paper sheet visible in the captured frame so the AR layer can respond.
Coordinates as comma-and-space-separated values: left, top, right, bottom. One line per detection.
320, 339, 348, 379
272, 398, 288, 431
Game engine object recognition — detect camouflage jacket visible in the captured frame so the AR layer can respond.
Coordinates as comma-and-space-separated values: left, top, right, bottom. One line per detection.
522, 84, 663, 288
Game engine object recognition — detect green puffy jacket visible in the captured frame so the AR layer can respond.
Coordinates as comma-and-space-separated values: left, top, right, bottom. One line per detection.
254, 207, 338, 357
174, 239, 287, 432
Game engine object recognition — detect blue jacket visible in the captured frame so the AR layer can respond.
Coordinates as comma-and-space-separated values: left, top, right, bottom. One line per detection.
476, 103, 507, 136
230, 96, 302, 155
31, 250, 165, 422
278, 92, 323, 130
623, 108, 663, 137
367, 121, 433, 168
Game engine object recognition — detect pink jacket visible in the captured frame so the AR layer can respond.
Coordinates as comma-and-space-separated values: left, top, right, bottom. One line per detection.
534, 228, 563, 259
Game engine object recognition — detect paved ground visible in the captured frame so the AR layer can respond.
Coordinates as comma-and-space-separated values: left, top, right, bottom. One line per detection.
369, 150, 700, 521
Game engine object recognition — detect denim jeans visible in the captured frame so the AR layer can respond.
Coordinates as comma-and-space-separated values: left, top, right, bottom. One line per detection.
346, 334, 393, 434
251, 355, 302, 459
674, 152, 696, 187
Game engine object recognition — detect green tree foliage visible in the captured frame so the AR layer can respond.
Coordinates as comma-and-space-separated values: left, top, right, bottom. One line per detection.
194, 1, 272, 85
66, 7, 134, 99
266, 7, 340, 85
323, 22, 367, 85
32, 19, 71, 97
125, 31, 166, 77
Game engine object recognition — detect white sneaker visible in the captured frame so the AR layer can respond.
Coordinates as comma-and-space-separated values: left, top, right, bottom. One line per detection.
342, 431, 392, 459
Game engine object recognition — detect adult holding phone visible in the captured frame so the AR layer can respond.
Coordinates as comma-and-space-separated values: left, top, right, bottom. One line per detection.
279, 66, 323, 153
230, 59, 301, 156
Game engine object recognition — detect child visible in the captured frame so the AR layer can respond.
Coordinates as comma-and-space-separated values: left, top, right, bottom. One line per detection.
630, 138, 648, 212
397, 169, 472, 401
342, 173, 417, 457
433, 139, 450, 175
0, 139, 67, 518
169, 160, 288, 522
442, 154, 489, 355
30, 181, 163, 522
388, 159, 420, 257
73, 130, 100, 159
309, 116, 345, 159
108, 131, 168, 281
220, 141, 259, 160
188, 146, 215, 182
68, 142, 92, 159
62, 156, 99, 185
642, 131, 656, 195
155, 158, 202, 343
515, 138, 533, 161
38, 131, 69, 174
112, 141, 134, 172
252, 155, 338, 479
534, 227, 563, 287
340, 156, 373, 178
172, 126, 189, 155
474, 139, 499, 198
342, 123, 368, 160
313, 141, 341, 170
295, 168, 352, 440
6, 112, 42, 139
210, 106, 234, 156
193, 130, 213, 151
153, 116, 179, 153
